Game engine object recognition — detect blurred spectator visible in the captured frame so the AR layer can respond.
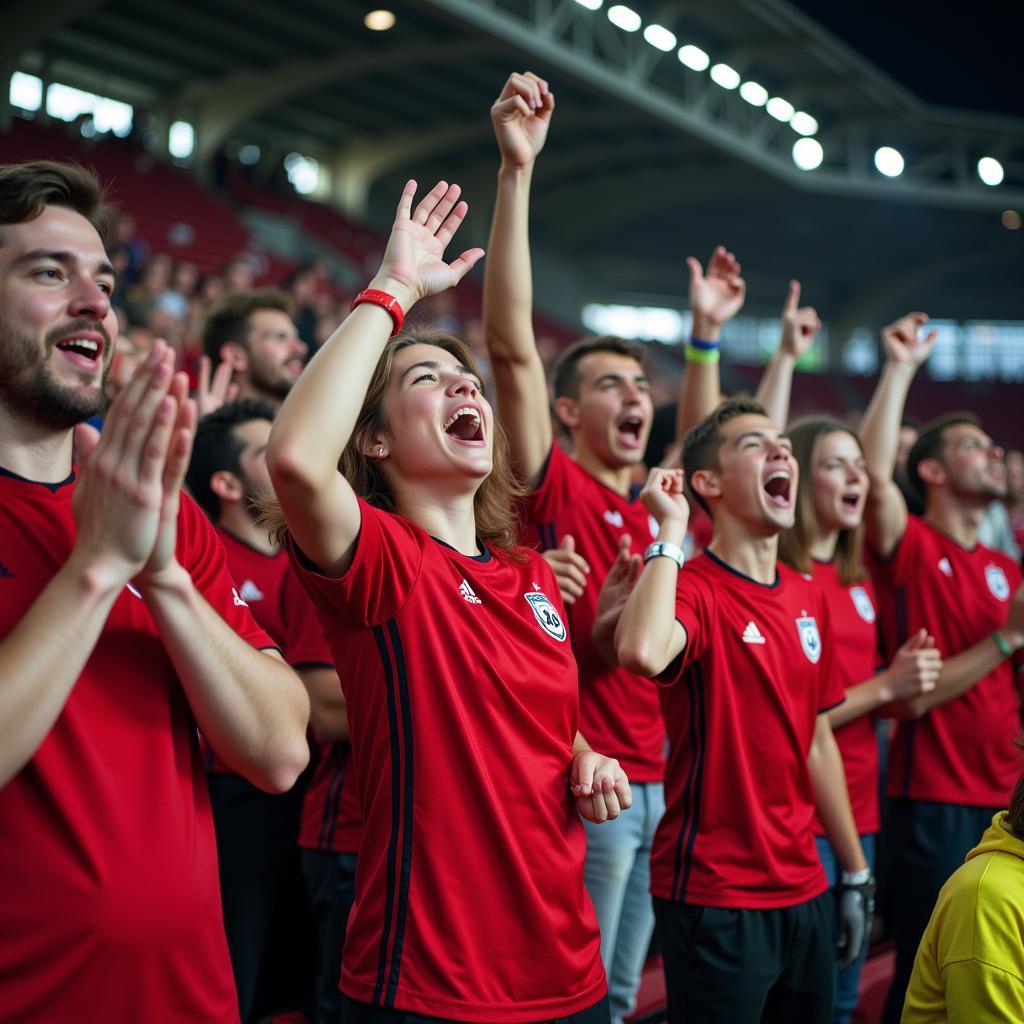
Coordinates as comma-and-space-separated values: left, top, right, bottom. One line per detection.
106, 209, 148, 283
107, 327, 156, 401
895, 415, 925, 516
223, 256, 256, 293
1007, 450, 1024, 559
123, 251, 172, 325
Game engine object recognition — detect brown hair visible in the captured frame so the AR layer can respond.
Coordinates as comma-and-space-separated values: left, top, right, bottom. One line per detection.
552, 335, 646, 399
682, 396, 768, 517
778, 417, 867, 585
907, 411, 982, 503
202, 288, 293, 362
0, 160, 108, 239
261, 327, 526, 555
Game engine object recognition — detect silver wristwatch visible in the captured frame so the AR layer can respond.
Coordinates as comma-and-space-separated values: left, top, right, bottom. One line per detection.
643, 541, 685, 568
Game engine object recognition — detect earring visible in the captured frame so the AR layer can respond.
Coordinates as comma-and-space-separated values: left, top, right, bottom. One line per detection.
378, 447, 385, 456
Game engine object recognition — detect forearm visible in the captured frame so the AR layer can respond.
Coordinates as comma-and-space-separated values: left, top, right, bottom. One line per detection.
300, 666, 349, 741
141, 565, 310, 792
592, 607, 620, 668
677, 353, 721, 443
860, 362, 915, 487
0, 555, 124, 786
827, 673, 891, 729
615, 520, 687, 677
809, 720, 868, 872
755, 350, 797, 429
906, 632, 1020, 717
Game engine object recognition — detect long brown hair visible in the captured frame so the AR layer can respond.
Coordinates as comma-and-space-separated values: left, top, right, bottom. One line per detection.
778, 416, 867, 585
261, 327, 526, 556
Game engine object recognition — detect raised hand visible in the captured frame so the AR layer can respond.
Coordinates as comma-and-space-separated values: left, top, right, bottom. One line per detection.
639, 467, 690, 530
491, 72, 554, 169
542, 534, 590, 605
881, 312, 937, 368
592, 534, 643, 666
780, 280, 822, 359
688, 246, 746, 341
70, 341, 179, 587
371, 180, 486, 310
880, 628, 943, 702
571, 749, 633, 824
195, 353, 239, 418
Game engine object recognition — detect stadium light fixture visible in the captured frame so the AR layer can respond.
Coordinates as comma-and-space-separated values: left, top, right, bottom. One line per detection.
9, 71, 42, 112
678, 45, 710, 72
789, 111, 818, 136
709, 63, 741, 90
874, 146, 904, 178
977, 157, 1004, 187
766, 96, 795, 122
607, 5, 641, 32
739, 81, 768, 107
168, 121, 195, 160
363, 9, 396, 31
573, 0, 603, 8
285, 152, 320, 195
792, 137, 824, 171
643, 24, 677, 51
239, 144, 261, 165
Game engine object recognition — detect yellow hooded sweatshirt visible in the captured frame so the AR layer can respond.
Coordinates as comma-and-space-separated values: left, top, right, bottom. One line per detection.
902, 812, 1024, 1023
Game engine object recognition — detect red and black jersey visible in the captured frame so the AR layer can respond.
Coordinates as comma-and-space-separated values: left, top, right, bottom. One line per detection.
808, 560, 883, 836
523, 444, 665, 781
654, 553, 844, 910
867, 515, 1024, 806
287, 498, 605, 1022
0, 468, 274, 1024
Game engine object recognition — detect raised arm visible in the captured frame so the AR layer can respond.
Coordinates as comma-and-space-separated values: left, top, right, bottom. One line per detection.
268, 180, 484, 575
755, 279, 821, 428
675, 247, 746, 446
859, 312, 936, 558
615, 468, 689, 677
482, 72, 555, 485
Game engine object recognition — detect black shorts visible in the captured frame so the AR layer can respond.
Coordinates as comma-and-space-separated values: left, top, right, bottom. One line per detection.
338, 994, 610, 1024
654, 892, 835, 1024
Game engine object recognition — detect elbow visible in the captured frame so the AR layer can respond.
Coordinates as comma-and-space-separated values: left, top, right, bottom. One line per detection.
616, 638, 668, 679
267, 443, 320, 501
257, 736, 311, 795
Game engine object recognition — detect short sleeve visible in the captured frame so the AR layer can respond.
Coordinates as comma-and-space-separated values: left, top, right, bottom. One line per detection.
816, 595, 846, 713
661, 567, 713, 685
284, 497, 425, 630
279, 566, 333, 667
524, 444, 575, 543
177, 494, 277, 651
865, 514, 924, 587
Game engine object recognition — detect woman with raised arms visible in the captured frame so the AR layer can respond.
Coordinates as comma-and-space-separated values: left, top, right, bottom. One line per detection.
266, 179, 628, 1024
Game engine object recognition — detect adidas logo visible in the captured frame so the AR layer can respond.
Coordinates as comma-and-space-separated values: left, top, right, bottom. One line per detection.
937, 558, 953, 577
459, 578, 482, 605
238, 579, 265, 603
0, 562, 13, 578
604, 510, 625, 527
742, 621, 766, 645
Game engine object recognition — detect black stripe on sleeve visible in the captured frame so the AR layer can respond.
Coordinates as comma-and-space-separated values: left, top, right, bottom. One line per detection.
318, 744, 347, 850
894, 586, 916, 799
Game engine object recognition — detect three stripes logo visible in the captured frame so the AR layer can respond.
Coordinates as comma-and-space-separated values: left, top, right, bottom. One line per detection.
741, 621, 766, 645
459, 578, 482, 604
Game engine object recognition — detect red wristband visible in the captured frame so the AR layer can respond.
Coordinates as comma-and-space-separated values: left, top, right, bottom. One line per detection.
350, 288, 405, 336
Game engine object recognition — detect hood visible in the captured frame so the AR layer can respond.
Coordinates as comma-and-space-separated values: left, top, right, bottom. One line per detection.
965, 812, 1024, 864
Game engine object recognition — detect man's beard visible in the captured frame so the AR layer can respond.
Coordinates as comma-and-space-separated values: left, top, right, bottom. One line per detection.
0, 318, 112, 429
249, 358, 294, 402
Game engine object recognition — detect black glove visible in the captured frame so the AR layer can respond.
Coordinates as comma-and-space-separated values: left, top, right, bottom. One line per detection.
836, 868, 875, 970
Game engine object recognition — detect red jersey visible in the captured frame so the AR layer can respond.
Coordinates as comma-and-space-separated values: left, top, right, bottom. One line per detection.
867, 515, 1024, 806
287, 499, 605, 1022
808, 560, 882, 836
0, 469, 275, 1024
523, 444, 665, 781
654, 553, 845, 909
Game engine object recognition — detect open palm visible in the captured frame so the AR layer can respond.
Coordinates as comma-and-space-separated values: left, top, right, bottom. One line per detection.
376, 180, 485, 305
688, 246, 746, 328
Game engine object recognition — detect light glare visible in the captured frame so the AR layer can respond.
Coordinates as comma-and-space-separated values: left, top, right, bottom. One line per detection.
573, 0, 603, 8
285, 153, 320, 195
739, 81, 768, 107
709, 63, 740, 90
792, 137, 824, 171
363, 9, 396, 31
607, 5, 641, 31
766, 96, 795, 122
168, 121, 195, 160
9, 71, 42, 112
790, 111, 818, 136
978, 157, 1004, 187
678, 44, 710, 71
643, 24, 677, 51
874, 146, 904, 178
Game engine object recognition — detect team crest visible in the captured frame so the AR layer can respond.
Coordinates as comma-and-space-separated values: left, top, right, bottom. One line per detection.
849, 586, 876, 623
524, 591, 567, 642
985, 564, 1011, 602
795, 615, 822, 664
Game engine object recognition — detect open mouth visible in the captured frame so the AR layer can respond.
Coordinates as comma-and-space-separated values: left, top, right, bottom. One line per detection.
763, 470, 792, 508
443, 405, 484, 445
841, 492, 861, 511
55, 335, 104, 370
616, 415, 645, 449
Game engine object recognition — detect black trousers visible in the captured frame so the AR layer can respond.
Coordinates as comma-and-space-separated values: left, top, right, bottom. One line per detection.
339, 995, 610, 1024
654, 892, 836, 1024
303, 848, 359, 1024
208, 771, 316, 1022
880, 798, 1000, 1024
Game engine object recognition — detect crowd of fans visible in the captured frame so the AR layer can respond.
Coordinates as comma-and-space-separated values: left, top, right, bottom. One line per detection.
1, 68, 1023, 1024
